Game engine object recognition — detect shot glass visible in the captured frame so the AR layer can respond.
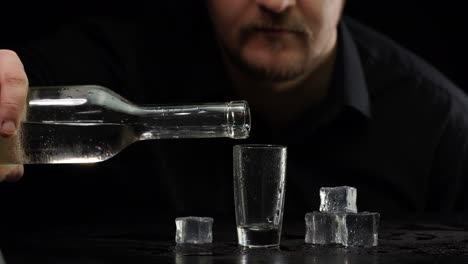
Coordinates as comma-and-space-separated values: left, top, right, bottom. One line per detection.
175, 216, 214, 244
233, 144, 287, 248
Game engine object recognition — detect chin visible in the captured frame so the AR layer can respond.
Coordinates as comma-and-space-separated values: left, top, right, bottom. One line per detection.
243, 56, 305, 80
244, 62, 305, 82
245, 47, 303, 66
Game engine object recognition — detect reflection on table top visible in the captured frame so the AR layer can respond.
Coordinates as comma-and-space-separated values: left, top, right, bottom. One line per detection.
0, 216, 466, 264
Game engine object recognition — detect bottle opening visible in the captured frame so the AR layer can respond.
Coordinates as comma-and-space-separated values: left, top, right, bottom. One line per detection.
227, 101, 251, 139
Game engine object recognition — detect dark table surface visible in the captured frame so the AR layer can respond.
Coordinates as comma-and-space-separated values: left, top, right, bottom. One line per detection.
0, 212, 466, 263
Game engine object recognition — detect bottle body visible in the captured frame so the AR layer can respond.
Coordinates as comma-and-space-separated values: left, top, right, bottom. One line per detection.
1, 85, 250, 164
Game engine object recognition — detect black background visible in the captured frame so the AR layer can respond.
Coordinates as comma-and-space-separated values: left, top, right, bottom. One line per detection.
0, 2, 465, 90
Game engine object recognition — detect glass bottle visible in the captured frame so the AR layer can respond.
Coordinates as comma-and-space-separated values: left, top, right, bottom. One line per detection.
0, 85, 250, 164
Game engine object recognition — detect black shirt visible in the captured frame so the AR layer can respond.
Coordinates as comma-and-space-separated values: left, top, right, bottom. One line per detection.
1, 15, 465, 227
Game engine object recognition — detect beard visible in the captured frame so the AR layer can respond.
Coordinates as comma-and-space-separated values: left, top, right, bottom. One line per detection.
224, 43, 308, 83
223, 17, 312, 83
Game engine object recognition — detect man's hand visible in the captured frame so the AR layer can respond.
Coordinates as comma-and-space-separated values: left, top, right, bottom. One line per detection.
0, 49, 29, 182
0, 165, 24, 182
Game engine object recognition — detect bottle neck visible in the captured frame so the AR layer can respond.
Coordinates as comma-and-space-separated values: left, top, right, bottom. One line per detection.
131, 101, 251, 140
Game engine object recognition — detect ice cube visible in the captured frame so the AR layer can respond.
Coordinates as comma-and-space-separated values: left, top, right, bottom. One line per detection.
175, 216, 214, 244
305, 211, 342, 245
319, 186, 357, 213
340, 212, 380, 247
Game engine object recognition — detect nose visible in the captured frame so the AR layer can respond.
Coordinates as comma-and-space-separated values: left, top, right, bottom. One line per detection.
255, 0, 296, 13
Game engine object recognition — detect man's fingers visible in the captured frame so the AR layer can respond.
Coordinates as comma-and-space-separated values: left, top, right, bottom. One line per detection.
0, 49, 28, 137
0, 50, 26, 183
0, 164, 24, 182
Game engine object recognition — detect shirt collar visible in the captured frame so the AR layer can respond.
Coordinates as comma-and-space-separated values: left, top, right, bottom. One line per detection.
331, 18, 372, 119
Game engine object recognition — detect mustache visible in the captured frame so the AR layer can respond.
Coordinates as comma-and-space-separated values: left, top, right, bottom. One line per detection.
240, 17, 309, 41
243, 22, 307, 34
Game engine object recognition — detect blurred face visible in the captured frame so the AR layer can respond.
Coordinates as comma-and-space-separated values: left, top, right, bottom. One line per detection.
206, 0, 345, 83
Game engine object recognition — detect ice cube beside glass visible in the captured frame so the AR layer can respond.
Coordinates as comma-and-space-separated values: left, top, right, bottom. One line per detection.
306, 186, 380, 247
305, 211, 342, 245
319, 186, 357, 213
341, 212, 380, 247
175, 216, 214, 244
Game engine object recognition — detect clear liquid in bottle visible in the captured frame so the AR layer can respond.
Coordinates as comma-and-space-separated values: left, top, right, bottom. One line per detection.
0, 85, 250, 164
